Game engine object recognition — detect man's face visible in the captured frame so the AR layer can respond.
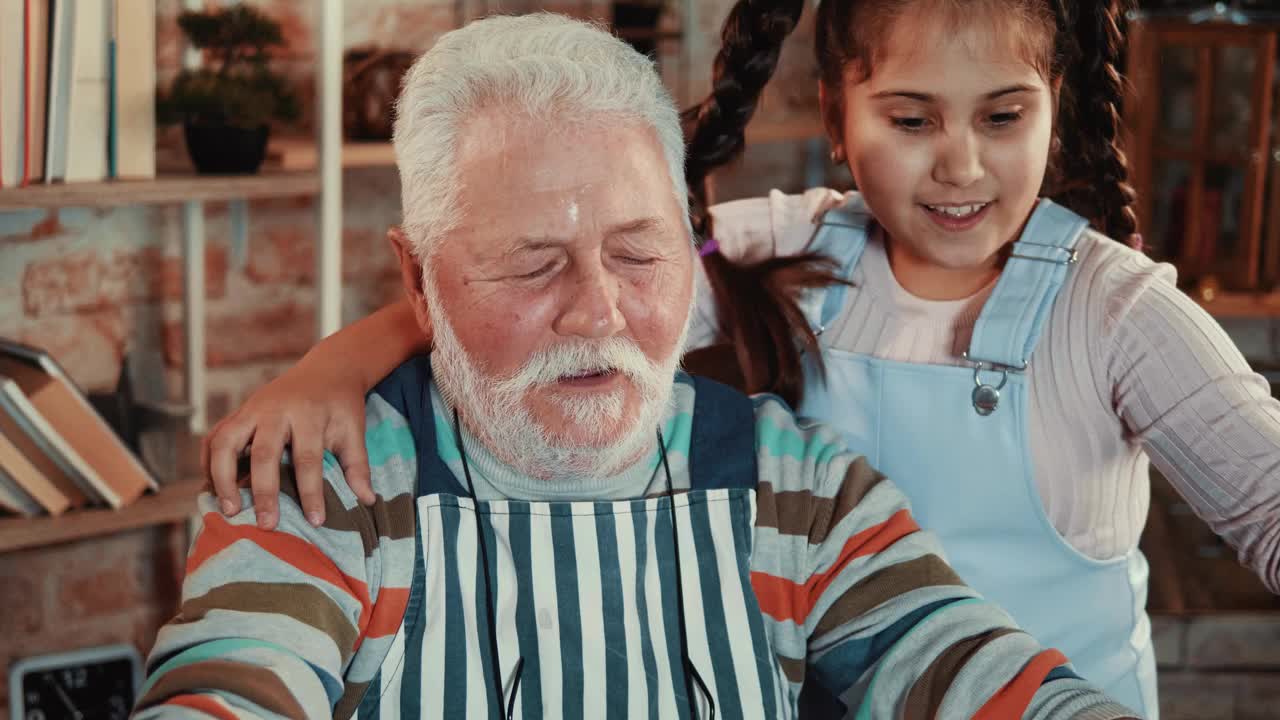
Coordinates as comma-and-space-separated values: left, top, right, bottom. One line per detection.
410, 110, 693, 476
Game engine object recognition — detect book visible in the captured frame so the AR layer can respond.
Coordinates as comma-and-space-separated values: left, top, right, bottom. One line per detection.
24, 0, 51, 185
0, 378, 88, 511
0, 462, 44, 517
0, 339, 158, 508
0, 429, 70, 516
112, 0, 154, 179
64, 0, 109, 183
0, 0, 26, 188
106, 1, 115, 178
44, 0, 74, 182
0, 374, 106, 504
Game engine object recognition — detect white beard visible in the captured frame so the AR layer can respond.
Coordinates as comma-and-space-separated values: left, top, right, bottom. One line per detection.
425, 280, 689, 481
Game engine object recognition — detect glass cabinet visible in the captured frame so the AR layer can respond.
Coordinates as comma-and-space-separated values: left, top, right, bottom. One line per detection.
1125, 14, 1277, 290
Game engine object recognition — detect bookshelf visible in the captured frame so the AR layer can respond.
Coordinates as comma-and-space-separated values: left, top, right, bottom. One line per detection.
265, 115, 828, 171
0, 0, 344, 438
268, 138, 397, 170
0, 171, 320, 210
0, 480, 203, 553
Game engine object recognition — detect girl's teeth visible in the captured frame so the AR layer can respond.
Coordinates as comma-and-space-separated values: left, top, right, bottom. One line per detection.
928, 203, 986, 218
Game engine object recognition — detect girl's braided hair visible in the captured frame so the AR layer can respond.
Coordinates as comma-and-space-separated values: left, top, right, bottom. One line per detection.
682, 0, 1139, 406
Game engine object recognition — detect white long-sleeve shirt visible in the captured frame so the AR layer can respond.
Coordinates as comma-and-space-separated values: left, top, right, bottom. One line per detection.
691, 188, 1280, 592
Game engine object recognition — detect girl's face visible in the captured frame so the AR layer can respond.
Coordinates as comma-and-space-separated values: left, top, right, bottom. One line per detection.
828, 14, 1056, 298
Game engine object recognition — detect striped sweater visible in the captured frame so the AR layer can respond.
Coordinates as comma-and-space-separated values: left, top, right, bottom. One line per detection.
135, 371, 1136, 719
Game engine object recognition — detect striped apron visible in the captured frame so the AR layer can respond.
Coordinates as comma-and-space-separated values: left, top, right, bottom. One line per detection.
355, 369, 792, 719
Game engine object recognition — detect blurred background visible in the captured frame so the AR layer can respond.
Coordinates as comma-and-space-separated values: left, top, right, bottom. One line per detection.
2, 1, 1280, 717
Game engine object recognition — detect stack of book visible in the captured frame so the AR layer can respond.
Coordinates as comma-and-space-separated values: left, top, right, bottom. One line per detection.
0, 0, 156, 189
0, 339, 158, 518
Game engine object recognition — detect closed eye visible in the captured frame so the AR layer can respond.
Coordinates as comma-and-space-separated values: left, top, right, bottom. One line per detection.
618, 256, 657, 266
891, 116, 932, 133
988, 111, 1024, 127
515, 263, 557, 280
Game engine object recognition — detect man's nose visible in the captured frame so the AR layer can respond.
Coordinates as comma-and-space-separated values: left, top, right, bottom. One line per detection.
553, 260, 626, 339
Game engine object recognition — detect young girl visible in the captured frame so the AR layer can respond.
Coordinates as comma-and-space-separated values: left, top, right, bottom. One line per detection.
204, 1, 1280, 716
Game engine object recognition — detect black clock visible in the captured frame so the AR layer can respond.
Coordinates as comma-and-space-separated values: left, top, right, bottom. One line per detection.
9, 644, 143, 720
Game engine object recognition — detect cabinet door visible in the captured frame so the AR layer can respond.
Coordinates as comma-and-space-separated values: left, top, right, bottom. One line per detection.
1126, 20, 1275, 290
1262, 66, 1280, 289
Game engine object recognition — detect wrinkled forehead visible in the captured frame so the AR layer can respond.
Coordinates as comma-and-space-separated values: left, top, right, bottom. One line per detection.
450, 108, 686, 254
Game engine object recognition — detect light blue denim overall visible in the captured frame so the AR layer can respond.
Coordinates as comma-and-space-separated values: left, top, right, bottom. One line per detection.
797, 196, 1156, 717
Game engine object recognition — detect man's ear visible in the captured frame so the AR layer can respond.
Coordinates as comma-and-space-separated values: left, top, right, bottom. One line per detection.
387, 226, 434, 338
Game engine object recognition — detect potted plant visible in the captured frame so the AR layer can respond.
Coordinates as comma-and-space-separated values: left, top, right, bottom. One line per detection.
157, 6, 300, 174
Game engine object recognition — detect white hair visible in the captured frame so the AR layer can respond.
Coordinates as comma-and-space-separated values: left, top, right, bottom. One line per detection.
392, 12, 690, 259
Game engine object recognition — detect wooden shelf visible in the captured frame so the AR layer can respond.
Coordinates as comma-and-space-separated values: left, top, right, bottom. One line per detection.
265, 116, 827, 173
268, 137, 396, 171
0, 171, 320, 210
0, 480, 203, 553
1195, 290, 1280, 318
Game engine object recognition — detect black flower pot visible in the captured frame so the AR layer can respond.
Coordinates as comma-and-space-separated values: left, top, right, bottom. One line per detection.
183, 123, 270, 175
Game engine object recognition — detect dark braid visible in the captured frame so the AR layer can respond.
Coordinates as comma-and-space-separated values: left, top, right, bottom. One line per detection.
1052, 0, 1141, 246
682, 0, 1144, 404
683, 0, 805, 233
682, 0, 847, 407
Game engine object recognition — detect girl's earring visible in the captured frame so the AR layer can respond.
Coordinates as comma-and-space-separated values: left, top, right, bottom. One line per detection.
830, 146, 846, 164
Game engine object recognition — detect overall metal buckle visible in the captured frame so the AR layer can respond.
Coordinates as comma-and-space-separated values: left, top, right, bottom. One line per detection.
961, 352, 1028, 416
1008, 240, 1079, 266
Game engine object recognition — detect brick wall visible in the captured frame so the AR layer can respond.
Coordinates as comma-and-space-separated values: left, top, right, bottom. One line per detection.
0, 3, 450, 712
0, 527, 188, 717
1154, 615, 1280, 719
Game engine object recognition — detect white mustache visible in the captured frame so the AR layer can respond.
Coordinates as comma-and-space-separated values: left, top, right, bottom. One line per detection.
491, 337, 665, 397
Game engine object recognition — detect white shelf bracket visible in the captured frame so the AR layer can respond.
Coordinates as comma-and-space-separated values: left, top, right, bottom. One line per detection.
316, 0, 343, 339
182, 200, 207, 434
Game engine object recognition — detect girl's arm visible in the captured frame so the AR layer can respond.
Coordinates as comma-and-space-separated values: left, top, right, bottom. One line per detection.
205, 295, 428, 530
1111, 267, 1280, 594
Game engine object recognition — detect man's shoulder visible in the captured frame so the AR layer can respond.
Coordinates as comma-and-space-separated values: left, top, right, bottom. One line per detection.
369, 354, 436, 412
675, 371, 860, 492
317, 357, 428, 504
349, 389, 419, 495
745, 393, 898, 554
747, 392, 860, 495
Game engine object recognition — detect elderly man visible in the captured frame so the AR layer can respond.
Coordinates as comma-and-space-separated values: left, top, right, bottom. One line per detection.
134, 14, 1135, 720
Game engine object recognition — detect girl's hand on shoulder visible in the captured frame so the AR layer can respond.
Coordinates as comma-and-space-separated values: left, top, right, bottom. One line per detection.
203, 349, 376, 531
